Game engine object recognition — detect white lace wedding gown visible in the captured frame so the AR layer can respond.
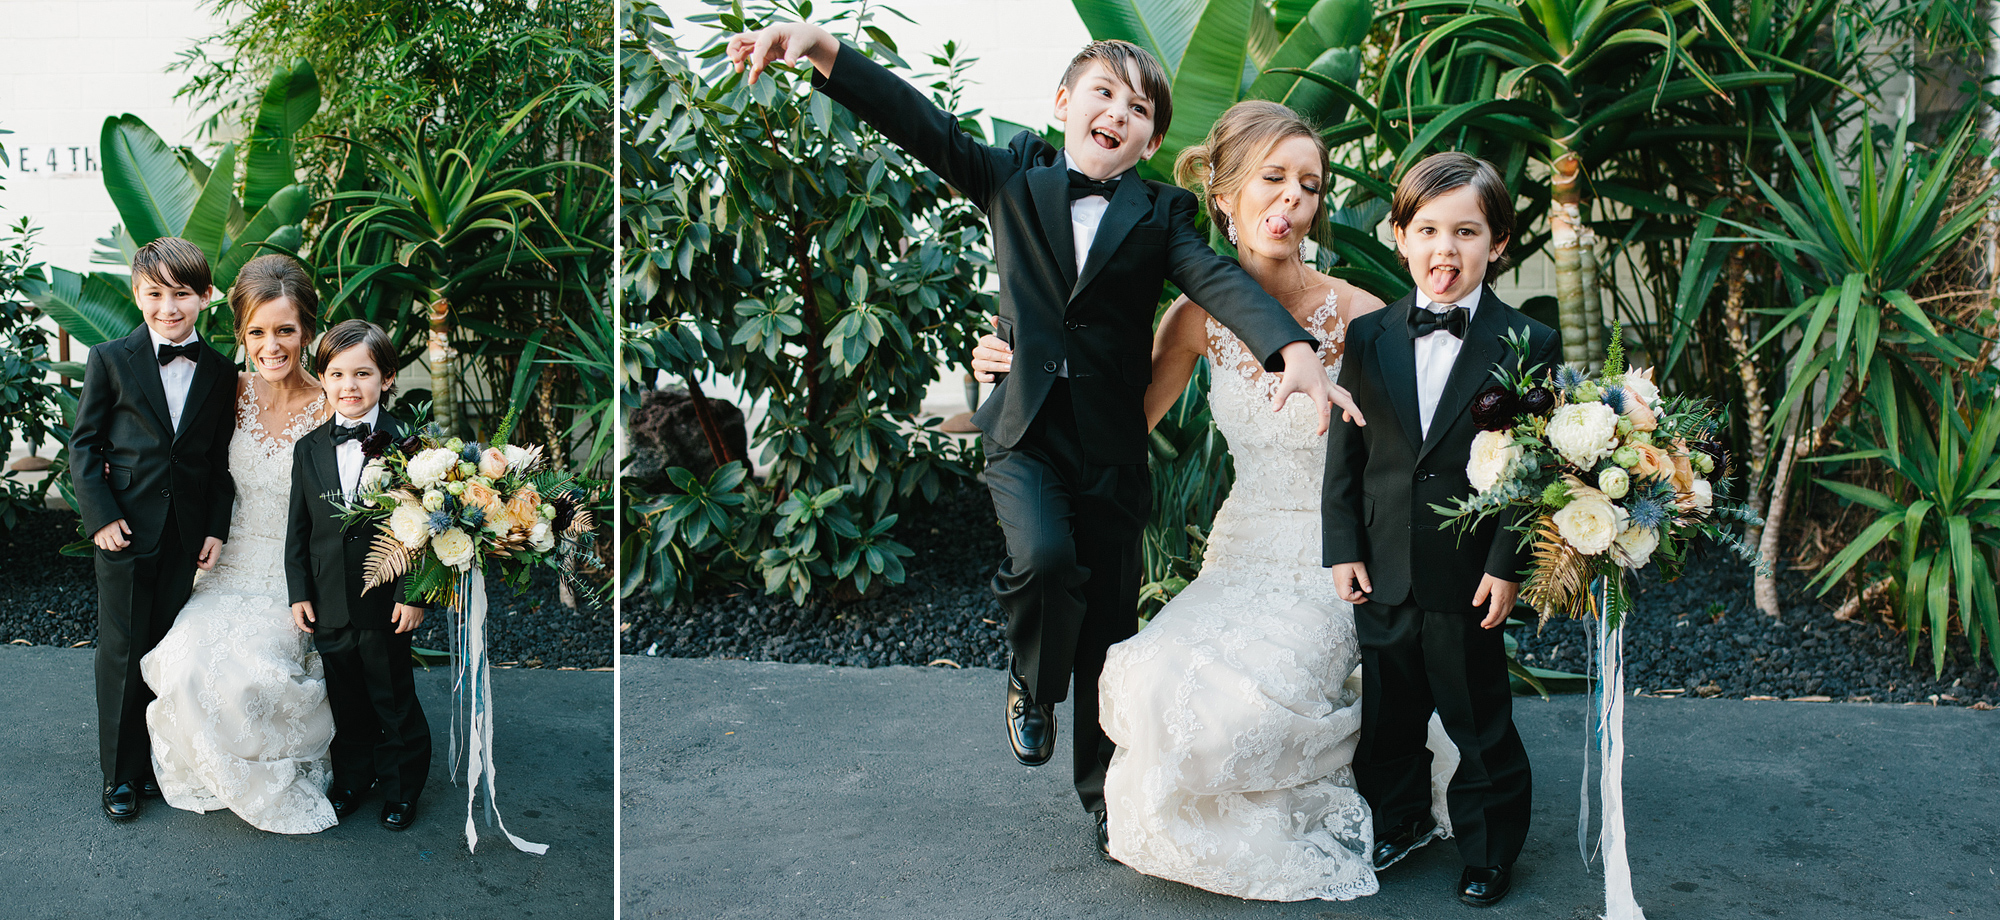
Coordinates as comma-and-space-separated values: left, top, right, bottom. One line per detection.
141, 382, 338, 834
1098, 290, 1459, 901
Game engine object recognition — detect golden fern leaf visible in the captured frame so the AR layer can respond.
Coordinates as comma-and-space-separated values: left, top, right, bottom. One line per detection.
566, 510, 594, 534
362, 533, 414, 593
1521, 516, 1590, 624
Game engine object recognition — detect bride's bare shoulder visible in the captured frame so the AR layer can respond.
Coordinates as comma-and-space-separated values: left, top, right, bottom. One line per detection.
1330, 277, 1388, 326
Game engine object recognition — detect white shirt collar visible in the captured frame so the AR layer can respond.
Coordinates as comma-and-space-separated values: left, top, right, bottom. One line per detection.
334, 404, 381, 431
147, 326, 202, 351
1415, 284, 1483, 316
1057, 151, 1123, 186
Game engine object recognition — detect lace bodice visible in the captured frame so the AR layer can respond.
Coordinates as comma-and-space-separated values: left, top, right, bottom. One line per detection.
206, 381, 325, 587
1199, 288, 1346, 585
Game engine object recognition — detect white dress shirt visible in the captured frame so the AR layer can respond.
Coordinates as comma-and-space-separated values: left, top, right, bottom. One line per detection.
1413, 285, 1482, 438
333, 405, 381, 502
1058, 153, 1112, 379
148, 327, 201, 433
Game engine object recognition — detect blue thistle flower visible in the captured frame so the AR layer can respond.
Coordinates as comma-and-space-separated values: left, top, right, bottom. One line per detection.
1624, 495, 1670, 530
461, 442, 484, 462
427, 511, 454, 534
442, 493, 459, 513
1600, 385, 1628, 413
463, 507, 487, 530
1553, 365, 1587, 391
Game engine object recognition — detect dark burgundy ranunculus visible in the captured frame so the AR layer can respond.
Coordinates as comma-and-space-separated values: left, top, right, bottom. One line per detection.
1693, 440, 1731, 478
1470, 385, 1522, 431
397, 434, 424, 456
1520, 386, 1557, 417
551, 494, 577, 533
360, 430, 394, 459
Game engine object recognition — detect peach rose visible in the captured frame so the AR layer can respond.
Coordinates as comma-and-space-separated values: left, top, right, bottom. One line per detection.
478, 447, 509, 480
463, 480, 503, 514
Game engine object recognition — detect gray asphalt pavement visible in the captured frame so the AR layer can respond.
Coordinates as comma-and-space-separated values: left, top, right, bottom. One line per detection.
623, 656, 2000, 920
0, 646, 612, 919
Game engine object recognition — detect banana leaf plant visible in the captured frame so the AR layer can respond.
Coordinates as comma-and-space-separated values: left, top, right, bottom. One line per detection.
1809, 377, 2000, 676
317, 97, 604, 436
25, 60, 321, 350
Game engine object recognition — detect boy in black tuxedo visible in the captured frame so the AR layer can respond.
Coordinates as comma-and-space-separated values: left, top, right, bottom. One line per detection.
1321, 153, 1562, 907
286, 320, 431, 831
728, 25, 1335, 853
71, 237, 237, 821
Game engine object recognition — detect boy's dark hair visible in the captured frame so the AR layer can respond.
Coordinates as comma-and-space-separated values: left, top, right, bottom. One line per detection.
131, 237, 213, 294
229, 254, 320, 348
313, 319, 399, 395
1058, 40, 1174, 140
1390, 152, 1516, 271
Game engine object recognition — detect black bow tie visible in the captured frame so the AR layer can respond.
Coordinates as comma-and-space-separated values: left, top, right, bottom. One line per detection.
1066, 169, 1120, 201
1409, 304, 1469, 340
331, 422, 372, 445
156, 342, 199, 365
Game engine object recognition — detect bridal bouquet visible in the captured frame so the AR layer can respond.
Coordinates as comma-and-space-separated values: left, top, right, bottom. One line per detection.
1437, 326, 1758, 625
335, 410, 596, 607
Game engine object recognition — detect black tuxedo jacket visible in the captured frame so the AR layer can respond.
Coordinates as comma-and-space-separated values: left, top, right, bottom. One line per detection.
813, 42, 1312, 465
285, 412, 420, 630
1322, 288, 1562, 612
70, 326, 237, 554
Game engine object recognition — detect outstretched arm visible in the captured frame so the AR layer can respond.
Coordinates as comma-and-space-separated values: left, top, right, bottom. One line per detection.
1322, 326, 1371, 589
728, 21, 841, 83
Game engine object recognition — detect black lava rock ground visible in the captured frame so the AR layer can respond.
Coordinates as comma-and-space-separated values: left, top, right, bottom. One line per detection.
2, 509, 610, 670
635, 482, 2000, 708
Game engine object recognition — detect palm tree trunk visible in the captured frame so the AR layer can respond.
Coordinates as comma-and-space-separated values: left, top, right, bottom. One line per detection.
1755, 411, 1803, 619
426, 297, 458, 436
1550, 152, 1592, 367
1722, 245, 1771, 545
1579, 227, 1604, 372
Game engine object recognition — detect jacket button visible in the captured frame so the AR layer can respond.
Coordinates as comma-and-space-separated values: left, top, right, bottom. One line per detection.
159, 488, 171, 497
1415, 469, 1431, 481
1043, 361, 1058, 373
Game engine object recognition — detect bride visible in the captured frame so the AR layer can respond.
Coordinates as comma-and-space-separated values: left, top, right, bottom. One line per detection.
140, 254, 338, 834
975, 101, 1456, 900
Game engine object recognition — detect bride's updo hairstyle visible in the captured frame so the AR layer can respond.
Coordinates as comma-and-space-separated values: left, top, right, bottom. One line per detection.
1173, 100, 1330, 246
228, 254, 320, 350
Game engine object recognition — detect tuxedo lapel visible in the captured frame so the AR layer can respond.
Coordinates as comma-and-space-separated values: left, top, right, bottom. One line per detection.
1417, 288, 1509, 462
1027, 164, 1077, 291
1070, 169, 1149, 302
1375, 293, 1422, 454
304, 423, 341, 507
176, 344, 228, 442
119, 329, 175, 438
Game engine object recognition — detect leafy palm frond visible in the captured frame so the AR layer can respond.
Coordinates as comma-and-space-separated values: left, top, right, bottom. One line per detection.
361, 532, 413, 594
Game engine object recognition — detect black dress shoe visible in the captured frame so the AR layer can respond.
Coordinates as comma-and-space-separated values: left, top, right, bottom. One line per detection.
1093, 811, 1113, 860
329, 786, 366, 818
1371, 818, 1439, 871
1007, 670, 1056, 767
102, 782, 141, 821
1458, 864, 1513, 907
380, 801, 416, 831
139, 776, 161, 798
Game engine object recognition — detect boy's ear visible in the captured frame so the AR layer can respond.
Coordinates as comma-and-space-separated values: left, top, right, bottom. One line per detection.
1052, 83, 1070, 125
1487, 233, 1510, 262
1140, 132, 1164, 161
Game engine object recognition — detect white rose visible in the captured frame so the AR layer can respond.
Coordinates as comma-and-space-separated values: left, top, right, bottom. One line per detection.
432, 527, 477, 570
1547, 402, 1621, 470
1552, 491, 1626, 556
406, 448, 460, 488
359, 460, 388, 493
389, 502, 432, 551
1622, 367, 1661, 410
1598, 466, 1630, 499
528, 521, 555, 552
1466, 429, 1522, 493
1684, 478, 1714, 513
1612, 523, 1660, 569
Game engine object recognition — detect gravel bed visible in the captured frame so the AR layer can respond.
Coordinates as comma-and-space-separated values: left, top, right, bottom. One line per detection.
1, 509, 610, 670
639, 482, 2000, 708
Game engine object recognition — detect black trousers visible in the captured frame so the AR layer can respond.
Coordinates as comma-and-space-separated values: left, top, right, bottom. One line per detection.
315, 624, 432, 803
1354, 600, 1532, 868
94, 508, 195, 786
984, 380, 1148, 814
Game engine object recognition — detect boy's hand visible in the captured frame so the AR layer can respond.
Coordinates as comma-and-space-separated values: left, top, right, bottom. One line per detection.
197, 537, 224, 570
1272, 341, 1334, 435
391, 604, 425, 634
728, 22, 839, 84
1331, 562, 1372, 603
292, 601, 316, 634
1472, 574, 1520, 629
93, 519, 132, 552
971, 316, 1012, 382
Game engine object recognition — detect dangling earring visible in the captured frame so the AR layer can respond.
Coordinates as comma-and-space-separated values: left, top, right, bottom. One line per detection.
1299, 239, 1309, 262
1226, 216, 1239, 246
